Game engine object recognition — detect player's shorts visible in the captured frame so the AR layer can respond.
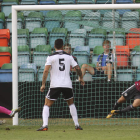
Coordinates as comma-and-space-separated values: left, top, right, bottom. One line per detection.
46, 88, 74, 101
93, 68, 104, 77
122, 84, 140, 100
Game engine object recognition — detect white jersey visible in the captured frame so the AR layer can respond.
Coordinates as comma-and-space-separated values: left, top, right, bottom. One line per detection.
45, 50, 78, 88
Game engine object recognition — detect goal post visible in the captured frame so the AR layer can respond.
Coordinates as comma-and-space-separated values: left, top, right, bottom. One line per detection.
12, 4, 140, 125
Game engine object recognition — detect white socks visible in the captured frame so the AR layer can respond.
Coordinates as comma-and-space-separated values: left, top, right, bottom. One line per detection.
69, 104, 79, 126
42, 105, 49, 127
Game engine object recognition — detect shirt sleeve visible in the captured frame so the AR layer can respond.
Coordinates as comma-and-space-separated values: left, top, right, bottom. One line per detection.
97, 55, 101, 62
45, 56, 52, 66
70, 56, 78, 68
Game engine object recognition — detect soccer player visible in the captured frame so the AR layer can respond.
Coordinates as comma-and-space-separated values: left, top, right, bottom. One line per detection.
106, 80, 140, 118
0, 106, 21, 117
37, 39, 85, 131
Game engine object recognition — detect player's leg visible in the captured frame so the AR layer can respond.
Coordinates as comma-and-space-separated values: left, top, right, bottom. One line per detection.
81, 64, 95, 77
102, 63, 112, 81
63, 88, 82, 130
111, 84, 138, 115
37, 88, 60, 131
106, 96, 126, 118
0, 106, 21, 117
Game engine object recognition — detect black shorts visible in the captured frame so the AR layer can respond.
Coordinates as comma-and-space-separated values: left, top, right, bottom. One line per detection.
93, 68, 104, 77
122, 84, 140, 100
46, 88, 74, 100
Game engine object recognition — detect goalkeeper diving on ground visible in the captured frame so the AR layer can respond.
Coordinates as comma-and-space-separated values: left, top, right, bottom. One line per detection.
106, 80, 140, 118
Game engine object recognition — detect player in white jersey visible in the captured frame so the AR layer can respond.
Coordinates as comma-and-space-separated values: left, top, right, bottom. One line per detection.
37, 39, 85, 131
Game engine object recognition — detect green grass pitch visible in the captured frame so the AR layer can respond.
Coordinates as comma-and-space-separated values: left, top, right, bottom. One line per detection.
1, 118, 140, 140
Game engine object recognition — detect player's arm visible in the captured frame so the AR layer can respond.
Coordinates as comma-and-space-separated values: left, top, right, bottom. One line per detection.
74, 65, 85, 86
40, 65, 51, 92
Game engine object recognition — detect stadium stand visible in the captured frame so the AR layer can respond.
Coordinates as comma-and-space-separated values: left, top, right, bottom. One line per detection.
116, 0, 133, 3
38, 65, 50, 81
64, 10, 82, 32
102, 11, 120, 30
117, 69, 134, 81
92, 45, 104, 64
96, 0, 112, 4
0, 29, 10, 46
131, 46, 140, 69
39, 0, 56, 5
1, 0, 19, 17
17, 29, 29, 46
58, 0, 75, 4
0, 12, 5, 29
20, 0, 38, 5
0, 63, 12, 82
107, 29, 125, 47
126, 28, 140, 49
82, 12, 100, 31
88, 28, 106, 50
30, 28, 48, 49
25, 12, 43, 32
116, 45, 130, 67
49, 27, 67, 49
0, 47, 11, 67
73, 46, 90, 66
44, 10, 63, 32
6, 13, 24, 33
18, 45, 30, 67
69, 29, 86, 49
121, 11, 139, 31
33, 45, 51, 67
19, 63, 37, 82
77, 0, 95, 4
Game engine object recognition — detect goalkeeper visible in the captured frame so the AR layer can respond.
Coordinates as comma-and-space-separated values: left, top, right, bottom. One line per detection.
106, 80, 140, 118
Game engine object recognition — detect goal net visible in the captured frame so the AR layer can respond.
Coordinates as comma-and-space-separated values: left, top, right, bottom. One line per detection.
12, 4, 140, 125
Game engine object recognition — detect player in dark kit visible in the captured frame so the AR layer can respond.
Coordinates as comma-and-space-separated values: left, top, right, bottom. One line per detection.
106, 80, 140, 118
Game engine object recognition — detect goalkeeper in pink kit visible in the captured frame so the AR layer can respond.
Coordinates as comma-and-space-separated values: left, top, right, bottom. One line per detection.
106, 80, 140, 118
0, 106, 21, 117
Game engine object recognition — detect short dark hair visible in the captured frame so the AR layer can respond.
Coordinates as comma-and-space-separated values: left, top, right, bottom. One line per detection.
55, 39, 63, 49
102, 40, 111, 46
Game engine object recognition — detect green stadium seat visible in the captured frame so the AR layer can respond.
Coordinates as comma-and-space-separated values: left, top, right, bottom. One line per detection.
20, 0, 38, 5
0, 12, 5, 29
77, 0, 95, 4
18, 45, 30, 67
25, 12, 43, 32
33, 45, 51, 67
96, 0, 112, 4
49, 28, 67, 49
83, 12, 100, 31
88, 28, 107, 50
30, 28, 48, 49
131, 46, 140, 69
117, 69, 134, 81
38, 65, 50, 81
69, 29, 86, 49
44, 11, 62, 32
0, 47, 11, 67
92, 46, 104, 64
0, 63, 12, 82
64, 10, 82, 32
107, 29, 125, 48
135, 0, 140, 3
1, 0, 19, 17
19, 63, 37, 82
73, 46, 90, 66
1, 63, 12, 69
17, 29, 29, 47
121, 11, 139, 31
6, 13, 24, 33
58, 0, 75, 4
102, 11, 120, 30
